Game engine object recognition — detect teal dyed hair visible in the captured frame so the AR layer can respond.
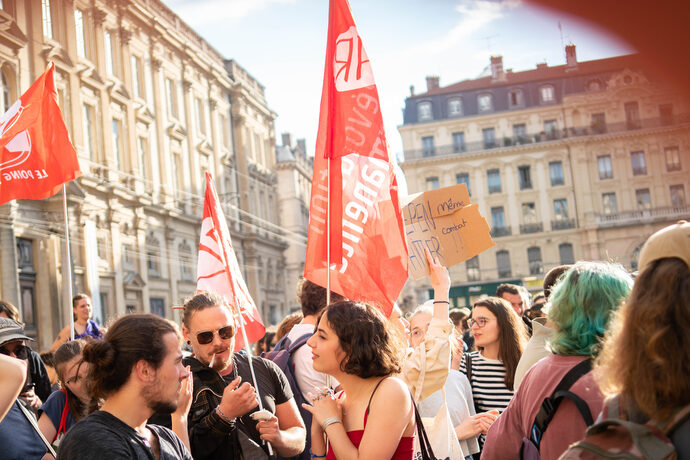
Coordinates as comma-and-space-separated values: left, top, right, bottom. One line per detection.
548, 261, 633, 356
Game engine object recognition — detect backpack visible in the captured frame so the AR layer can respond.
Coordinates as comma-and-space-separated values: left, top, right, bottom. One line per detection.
521, 359, 594, 460
262, 332, 313, 460
559, 396, 690, 460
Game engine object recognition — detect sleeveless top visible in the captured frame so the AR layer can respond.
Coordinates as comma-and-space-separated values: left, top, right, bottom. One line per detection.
74, 319, 104, 340
326, 378, 415, 460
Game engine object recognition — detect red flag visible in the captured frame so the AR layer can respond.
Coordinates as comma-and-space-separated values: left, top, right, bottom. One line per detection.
0, 62, 80, 205
304, 0, 408, 316
197, 172, 265, 352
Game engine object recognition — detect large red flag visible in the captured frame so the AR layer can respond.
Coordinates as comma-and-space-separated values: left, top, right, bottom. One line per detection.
304, 0, 408, 316
197, 172, 265, 352
0, 62, 80, 205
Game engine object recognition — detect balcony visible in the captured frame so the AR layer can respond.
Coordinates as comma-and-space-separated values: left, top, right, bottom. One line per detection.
490, 226, 512, 238
593, 205, 690, 228
552, 218, 576, 230
520, 222, 543, 234
402, 114, 690, 161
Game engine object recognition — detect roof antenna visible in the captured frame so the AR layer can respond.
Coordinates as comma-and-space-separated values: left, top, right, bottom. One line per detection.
558, 21, 565, 61
484, 34, 498, 54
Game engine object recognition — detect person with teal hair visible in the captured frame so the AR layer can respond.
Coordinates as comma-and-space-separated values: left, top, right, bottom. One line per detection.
482, 261, 633, 460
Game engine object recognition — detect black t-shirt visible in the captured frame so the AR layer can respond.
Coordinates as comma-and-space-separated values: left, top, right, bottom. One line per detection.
57, 411, 192, 460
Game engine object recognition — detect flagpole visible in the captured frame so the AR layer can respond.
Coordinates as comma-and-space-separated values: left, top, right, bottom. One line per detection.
62, 184, 75, 340
326, 159, 331, 306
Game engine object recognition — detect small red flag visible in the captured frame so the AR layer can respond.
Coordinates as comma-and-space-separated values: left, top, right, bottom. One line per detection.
304, 0, 408, 316
0, 62, 80, 205
197, 173, 265, 352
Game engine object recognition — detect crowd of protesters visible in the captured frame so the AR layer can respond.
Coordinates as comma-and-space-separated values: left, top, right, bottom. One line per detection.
0, 221, 689, 459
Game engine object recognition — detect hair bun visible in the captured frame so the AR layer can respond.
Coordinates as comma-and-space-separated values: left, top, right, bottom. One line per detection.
82, 340, 115, 368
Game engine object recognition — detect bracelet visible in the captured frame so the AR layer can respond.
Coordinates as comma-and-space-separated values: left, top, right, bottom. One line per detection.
216, 406, 235, 424
310, 452, 327, 459
321, 416, 342, 430
433, 300, 450, 304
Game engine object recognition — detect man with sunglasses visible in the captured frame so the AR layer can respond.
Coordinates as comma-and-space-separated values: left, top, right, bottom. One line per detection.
0, 317, 51, 459
180, 291, 306, 460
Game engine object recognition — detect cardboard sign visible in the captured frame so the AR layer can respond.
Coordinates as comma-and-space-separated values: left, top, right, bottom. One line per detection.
402, 183, 495, 280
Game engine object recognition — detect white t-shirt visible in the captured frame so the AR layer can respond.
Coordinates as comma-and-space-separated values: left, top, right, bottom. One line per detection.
285, 323, 339, 401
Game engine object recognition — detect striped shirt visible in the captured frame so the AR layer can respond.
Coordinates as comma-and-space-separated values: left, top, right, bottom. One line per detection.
459, 351, 514, 414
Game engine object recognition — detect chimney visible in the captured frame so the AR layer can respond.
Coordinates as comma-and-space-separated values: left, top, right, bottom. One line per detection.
281, 132, 293, 148
490, 55, 505, 81
565, 44, 578, 68
410, 85, 415, 96
296, 139, 306, 157
425, 76, 439, 92
536, 62, 548, 70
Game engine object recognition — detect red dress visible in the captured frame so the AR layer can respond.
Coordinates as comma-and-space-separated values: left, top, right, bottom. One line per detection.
326, 379, 415, 460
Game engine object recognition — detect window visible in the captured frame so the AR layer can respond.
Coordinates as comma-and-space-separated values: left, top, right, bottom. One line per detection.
513, 123, 527, 143
104, 31, 114, 76
0, 71, 9, 114
122, 244, 133, 268
598, 155, 613, 179
670, 185, 686, 207
111, 119, 122, 170
508, 89, 523, 108
559, 243, 575, 265
426, 176, 439, 190
602, 193, 617, 215
447, 98, 462, 117
591, 113, 606, 134
491, 206, 506, 229
636, 188, 651, 210
74, 9, 86, 58
452, 132, 465, 153
665, 146, 681, 171
82, 104, 95, 159
195, 97, 206, 135
150, 298, 165, 318
518, 165, 532, 190
487, 169, 501, 193
553, 198, 569, 220
466, 256, 480, 281
496, 250, 511, 278
131, 56, 143, 98
528, 247, 543, 275
422, 136, 435, 157
631, 151, 647, 175
544, 119, 558, 140
478, 93, 493, 113
456, 173, 470, 195
417, 101, 432, 121
41, 0, 53, 39
219, 114, 229, 147
522, 202, 537, 224
482, 127, 496, 149
166, 78, 178, 119
540, 85, 555, 103
624, 101, 641, 129
146, 234, 161, 277
138, 137, 148, 180
549, 161, 564, 186
179, 241, 193, 282
660, 104, 673, 126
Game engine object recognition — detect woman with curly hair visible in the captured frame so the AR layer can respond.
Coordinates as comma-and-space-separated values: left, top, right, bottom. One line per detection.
303, 300, 415, 460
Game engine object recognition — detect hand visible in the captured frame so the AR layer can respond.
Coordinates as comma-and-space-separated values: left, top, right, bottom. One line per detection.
455, 411, 499, 439
173, 366, 193, 420
219, 377, 259, 419
425, 248, 450, 297
301, 387, 342, 428
477, 410, 499, 434
257, 415, 281, 446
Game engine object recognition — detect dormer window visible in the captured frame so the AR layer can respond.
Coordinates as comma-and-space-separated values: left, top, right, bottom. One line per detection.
447, 98, 463, 117
508, 89, 524, 108
539, 85, 555, 103
417, 101, 432, 121
478, 93, 493, 113
587, 79, 603, 92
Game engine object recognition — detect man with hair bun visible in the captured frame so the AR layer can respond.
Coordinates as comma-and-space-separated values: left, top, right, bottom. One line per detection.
57, 314, 193, 459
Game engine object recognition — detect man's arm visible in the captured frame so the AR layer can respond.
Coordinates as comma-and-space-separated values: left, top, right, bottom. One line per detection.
256, 398, 306, 457
0, 355, 26, 421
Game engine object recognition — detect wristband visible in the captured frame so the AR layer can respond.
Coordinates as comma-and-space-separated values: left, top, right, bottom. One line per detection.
216, 406, 236, 424
321, 416, 342, 430
433, 300, 450, 304
310, 452, 327, 459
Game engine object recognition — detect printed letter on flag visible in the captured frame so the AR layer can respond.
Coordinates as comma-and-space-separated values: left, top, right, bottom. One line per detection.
0, 62, 80, 206
304, 0, 408, 316
197, 172, 265, 351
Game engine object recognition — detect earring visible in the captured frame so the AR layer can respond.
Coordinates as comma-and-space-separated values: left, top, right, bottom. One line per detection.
186, 340, 191, 345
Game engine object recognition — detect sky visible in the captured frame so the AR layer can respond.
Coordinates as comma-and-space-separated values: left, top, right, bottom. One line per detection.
161, 0, 633, 159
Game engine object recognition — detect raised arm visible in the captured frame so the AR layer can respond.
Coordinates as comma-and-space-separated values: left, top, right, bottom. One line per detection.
0, 354, 26, 421
257, 398, 306, 457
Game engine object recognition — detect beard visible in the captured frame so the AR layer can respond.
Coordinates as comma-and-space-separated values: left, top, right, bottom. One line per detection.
142, 380, 178, 415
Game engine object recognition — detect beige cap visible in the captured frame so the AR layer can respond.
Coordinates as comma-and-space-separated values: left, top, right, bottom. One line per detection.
638, 220, 690, 273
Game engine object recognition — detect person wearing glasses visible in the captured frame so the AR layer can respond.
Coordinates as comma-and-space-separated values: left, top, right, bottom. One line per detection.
0, 317, 51, 459
180, 291, 306, 460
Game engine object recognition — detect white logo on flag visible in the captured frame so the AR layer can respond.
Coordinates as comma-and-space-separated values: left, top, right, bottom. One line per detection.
0, 100, 31, 173
334, 26, 375, 92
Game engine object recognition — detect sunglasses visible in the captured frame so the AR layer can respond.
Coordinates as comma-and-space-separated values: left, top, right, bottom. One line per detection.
0, 344, 30, 360
196, 325, 235, 345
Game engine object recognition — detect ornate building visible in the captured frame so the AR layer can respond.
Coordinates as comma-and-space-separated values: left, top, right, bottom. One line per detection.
399, 46, 690, 307
0, 0, 290, 349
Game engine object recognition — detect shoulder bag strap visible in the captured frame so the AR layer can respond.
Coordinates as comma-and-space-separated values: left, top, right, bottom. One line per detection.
464, 352, 473, 383
411, 391, 437, 460
54, 388, 71, 442
17, 400, 57, 458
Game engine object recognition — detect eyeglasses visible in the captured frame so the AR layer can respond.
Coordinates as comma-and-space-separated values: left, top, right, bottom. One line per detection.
468, 317, 491, 329
0, 343, 30, 360
196, 325, 235, 345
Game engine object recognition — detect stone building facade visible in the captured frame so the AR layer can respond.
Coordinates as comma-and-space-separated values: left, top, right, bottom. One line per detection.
399, 46, 690, 307
0, 0, 289, 349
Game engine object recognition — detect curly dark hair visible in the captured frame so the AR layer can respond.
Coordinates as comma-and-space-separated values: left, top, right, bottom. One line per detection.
297, 279, 344, 317
322, 301, 403, 378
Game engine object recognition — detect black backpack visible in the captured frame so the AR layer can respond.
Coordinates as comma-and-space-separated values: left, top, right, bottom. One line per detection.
262, 333, 313, 460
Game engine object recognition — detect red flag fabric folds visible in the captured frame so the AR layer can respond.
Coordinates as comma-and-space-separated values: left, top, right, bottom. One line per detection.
197, 172, 265, 352
0, 62, 80, 206
304, 0, 408, 316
